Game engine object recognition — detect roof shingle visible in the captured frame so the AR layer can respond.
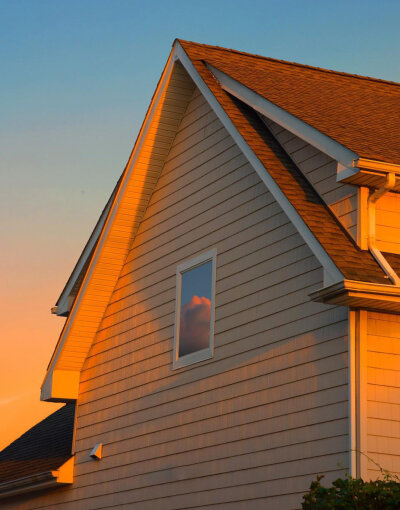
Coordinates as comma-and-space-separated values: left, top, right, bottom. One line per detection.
179, 40, 400, 166
0, 404, 75, 483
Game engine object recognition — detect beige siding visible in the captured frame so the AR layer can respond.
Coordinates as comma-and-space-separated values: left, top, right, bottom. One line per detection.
6, 88, 349, 509
366, 311, 400, 480
376, 192, 400, 254
263, 118, 358, 241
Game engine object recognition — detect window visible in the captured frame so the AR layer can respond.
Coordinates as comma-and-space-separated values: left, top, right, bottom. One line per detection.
173, 249, 216, 369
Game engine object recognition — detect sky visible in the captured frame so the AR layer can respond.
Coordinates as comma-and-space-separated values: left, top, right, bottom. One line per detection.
1, 0, 400, 450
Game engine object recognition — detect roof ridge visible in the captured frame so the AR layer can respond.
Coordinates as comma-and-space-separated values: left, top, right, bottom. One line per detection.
177, 39, 400, 88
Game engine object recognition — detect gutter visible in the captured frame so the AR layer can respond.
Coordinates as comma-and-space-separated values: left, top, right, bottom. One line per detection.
354, 157, 400, 175
309, 279, 400, 313
0, 471, 60, 499
367, 173, 400, 285
0, 457, 74, 499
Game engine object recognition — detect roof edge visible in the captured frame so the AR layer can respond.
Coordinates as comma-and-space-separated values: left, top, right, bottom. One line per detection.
177, 39, 400, 88
0, 457, 74, 500
55, 179, 120, 316
310, 279, 400, 313
42, 44, 185, 401
206, 62, 358, 168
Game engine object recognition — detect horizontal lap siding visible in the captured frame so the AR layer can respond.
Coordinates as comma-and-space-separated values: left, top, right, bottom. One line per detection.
263, 118, 358, 241
366, 312, 400, 479
10, 87, 349, 509
375, 192, 400, 254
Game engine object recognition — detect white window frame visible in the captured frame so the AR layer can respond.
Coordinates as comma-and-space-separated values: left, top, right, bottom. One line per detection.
172, 248, 217, 370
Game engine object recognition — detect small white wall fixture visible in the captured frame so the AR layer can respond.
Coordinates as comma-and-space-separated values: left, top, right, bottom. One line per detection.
90, 443, 103, 460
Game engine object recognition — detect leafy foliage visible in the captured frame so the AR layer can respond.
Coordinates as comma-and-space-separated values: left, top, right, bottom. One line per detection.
302, 454, 400, 510
302, 473, 400, 509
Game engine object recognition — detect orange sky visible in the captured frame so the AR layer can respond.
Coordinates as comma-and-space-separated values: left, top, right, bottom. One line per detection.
0, 129, 126, 451
0, 255, 64, 449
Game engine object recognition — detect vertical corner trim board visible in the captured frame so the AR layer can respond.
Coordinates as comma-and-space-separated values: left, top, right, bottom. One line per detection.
352, 310, 400, 480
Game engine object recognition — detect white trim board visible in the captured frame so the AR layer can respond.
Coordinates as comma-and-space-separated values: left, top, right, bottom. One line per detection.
175, 42, 343, 285
55, 188, 116, 316
206, 63, 358, 170
172, 249, 217, 370
348, 310, 357, 477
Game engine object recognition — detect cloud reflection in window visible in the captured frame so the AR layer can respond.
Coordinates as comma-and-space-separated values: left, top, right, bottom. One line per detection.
179, 296, 211, 357
178, 259, 213, 358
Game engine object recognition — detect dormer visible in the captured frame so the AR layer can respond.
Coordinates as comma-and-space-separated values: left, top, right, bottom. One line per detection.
204, 58, 400, 285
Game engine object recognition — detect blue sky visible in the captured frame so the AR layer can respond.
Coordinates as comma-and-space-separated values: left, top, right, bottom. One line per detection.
181, 262, 213, 308
0, 0, 399, 448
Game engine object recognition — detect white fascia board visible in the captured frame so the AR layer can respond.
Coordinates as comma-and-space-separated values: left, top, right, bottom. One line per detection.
336, 163, 359, 182
175, 42, 343, 285
56, 192, 115, 316
206, 63, 358, 170
41, 49, 178, 400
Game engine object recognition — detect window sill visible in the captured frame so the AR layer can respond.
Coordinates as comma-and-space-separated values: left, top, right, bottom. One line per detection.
172, 347, 213, 370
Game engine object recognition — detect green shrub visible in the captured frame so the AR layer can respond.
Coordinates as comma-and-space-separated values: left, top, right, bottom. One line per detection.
302, 469, 400, 510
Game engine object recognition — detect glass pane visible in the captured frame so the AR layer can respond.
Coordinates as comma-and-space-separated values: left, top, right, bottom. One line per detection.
179, 260, 212, 357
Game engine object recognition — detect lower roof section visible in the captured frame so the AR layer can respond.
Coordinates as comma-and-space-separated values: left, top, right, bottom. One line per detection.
0, 403, 75, 496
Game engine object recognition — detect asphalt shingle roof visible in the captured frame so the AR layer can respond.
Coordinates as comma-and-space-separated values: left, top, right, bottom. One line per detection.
179, 40, 400, 165
0, 404, 75, 483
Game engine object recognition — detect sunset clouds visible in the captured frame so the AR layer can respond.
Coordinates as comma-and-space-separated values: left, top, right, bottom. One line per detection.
179, 295, 211, 357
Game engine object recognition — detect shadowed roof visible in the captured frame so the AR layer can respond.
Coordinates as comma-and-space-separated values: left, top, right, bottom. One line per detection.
0, 404, 75, 483
178, 40, 400, 166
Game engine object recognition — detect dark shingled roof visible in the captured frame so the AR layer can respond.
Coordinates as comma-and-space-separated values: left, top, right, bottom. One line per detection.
0, 404, 75, 483
179, 40, 400, 284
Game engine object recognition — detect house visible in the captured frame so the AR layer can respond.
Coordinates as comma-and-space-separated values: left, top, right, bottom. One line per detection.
1, 39, 400, 509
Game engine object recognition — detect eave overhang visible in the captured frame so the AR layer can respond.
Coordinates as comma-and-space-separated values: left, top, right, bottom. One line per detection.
310, 279, 400, 313
54, 185, 118, 317
338, 157, 400, 192
0, 457, 74, 500
205, 63, 358, 171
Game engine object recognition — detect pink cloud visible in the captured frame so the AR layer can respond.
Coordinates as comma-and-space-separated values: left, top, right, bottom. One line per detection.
179, 295, 211, 356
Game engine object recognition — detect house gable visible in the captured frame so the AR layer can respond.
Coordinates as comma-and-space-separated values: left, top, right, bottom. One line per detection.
69, 85, 349, 508
9, 85, 350, 506
43, 39, 400, 402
